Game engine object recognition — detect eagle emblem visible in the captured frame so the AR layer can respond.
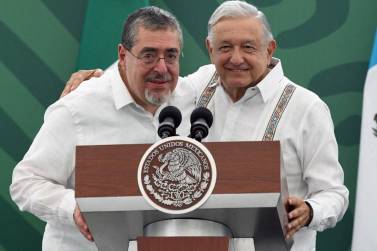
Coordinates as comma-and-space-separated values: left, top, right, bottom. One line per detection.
155, 148, 202, 185
138, 137, 216, 214
144, 147, 210, 208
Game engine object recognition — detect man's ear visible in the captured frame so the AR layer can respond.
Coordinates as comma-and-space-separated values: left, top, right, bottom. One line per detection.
118, 44, 127, 63
267, 40, 276, 61
206, 38, 215, 63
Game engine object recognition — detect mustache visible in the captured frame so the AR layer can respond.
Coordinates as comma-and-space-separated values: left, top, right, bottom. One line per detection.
145, 72, 173, 82
224, 63, 249, 70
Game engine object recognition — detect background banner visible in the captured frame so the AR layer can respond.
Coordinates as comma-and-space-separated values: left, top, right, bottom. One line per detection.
1, 1, 377, 250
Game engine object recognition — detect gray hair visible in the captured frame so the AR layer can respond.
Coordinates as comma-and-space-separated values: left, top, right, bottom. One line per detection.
121, 6, 183, 49
207, 1, 273, 45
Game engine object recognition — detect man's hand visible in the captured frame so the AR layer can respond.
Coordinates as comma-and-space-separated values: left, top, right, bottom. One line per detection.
60, 69, 103, 98
73, 205, 94, 242
285, 196, 312, 239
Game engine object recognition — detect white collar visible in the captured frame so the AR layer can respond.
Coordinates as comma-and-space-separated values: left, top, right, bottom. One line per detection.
255, 57, 285, 103
107, 63, 135, 110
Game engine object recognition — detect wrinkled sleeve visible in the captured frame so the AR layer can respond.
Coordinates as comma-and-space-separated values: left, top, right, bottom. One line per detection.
10, 103, 77, 225
300, 100, 349, 231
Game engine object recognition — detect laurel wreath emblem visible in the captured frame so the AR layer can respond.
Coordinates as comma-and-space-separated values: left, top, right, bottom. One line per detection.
144, 172, 210, 208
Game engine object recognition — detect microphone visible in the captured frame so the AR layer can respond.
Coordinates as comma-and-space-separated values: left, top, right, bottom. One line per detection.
190, 107, 213, 142
158, 106, 182, 139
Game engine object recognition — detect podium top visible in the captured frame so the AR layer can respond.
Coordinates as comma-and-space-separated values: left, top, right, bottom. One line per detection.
76, 141, 281, 198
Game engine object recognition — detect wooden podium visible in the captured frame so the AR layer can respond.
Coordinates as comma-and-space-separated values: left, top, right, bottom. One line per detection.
75, 141, 293, 251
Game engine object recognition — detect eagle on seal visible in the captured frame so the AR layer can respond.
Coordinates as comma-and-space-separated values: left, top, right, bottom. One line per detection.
156, 148, 202, 184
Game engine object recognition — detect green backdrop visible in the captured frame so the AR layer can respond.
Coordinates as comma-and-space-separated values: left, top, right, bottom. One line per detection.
1, 0, 376, 250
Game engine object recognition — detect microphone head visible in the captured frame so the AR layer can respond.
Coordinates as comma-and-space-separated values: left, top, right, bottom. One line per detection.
158, 106, 182, 128
190, 107, 213, 128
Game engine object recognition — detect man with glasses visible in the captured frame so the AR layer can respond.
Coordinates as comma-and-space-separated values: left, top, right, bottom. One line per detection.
10, 7, 194, 251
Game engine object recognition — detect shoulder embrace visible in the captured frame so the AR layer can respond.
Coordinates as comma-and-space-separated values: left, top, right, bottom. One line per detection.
180, 64, 217, 93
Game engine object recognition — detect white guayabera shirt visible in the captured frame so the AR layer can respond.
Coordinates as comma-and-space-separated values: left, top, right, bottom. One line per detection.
10, 65, 195, 251
182, 58, 349, 251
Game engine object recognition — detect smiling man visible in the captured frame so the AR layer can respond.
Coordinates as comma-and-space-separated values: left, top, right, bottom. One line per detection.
182, 2, 349, 250
119, 17, 182, 113
10, 7, 194, 251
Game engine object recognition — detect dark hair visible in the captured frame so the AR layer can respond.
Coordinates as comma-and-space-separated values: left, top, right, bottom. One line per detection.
121, 6, 183, 49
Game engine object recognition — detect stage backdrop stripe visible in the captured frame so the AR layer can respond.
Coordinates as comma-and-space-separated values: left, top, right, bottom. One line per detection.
76, 0, 148, 70
0, 62, 45, 139
0, 0, 80, 81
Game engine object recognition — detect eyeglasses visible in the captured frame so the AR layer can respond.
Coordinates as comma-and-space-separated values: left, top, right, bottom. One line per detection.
126, 48, 179, 66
